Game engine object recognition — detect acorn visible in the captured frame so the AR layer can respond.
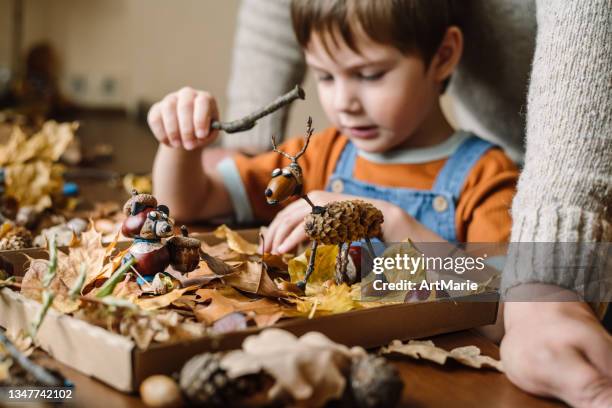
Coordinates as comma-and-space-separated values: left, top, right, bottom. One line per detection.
140, 374, 184, 408
123, 189, 157, 216
167, 226, 201, 273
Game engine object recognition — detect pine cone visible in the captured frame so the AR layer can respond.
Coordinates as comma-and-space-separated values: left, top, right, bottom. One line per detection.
347, 355, 403, 408
179, 352, 267, 407
0, 227, 33, 250
304, 200, 383, 245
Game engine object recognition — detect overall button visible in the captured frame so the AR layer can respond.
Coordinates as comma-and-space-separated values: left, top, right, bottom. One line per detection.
433, 195, 448, 212
330, 179, 344, 193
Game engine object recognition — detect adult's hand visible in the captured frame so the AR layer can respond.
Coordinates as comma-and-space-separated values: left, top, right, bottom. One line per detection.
501, 286, 612, 407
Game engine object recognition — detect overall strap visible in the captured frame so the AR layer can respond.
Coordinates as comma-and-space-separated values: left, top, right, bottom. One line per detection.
332, 140, 358, 178
432, 135, 495, 197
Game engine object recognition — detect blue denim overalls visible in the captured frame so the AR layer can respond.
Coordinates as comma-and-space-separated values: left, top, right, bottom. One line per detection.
325, 134, 494, 243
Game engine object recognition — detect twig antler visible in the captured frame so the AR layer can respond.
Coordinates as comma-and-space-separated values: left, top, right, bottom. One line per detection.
271, 116, 314, 163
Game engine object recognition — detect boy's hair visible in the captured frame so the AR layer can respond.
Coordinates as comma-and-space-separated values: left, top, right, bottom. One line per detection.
291, 0, 460, 69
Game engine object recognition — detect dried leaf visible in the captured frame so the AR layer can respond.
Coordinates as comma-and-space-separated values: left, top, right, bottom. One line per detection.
253, 311, 284, 328
55, 224, 109, 294
0, 359, 11, 382
194, 287, 283, 325
0, 121, 76, 165
136, 285, 198, 311
223, 261, 286, 297
213, 225, 259, 255
221, 329, 364, 408
381, 339, 503, 372
289, 283, 360, 318
288, 244, 338, 284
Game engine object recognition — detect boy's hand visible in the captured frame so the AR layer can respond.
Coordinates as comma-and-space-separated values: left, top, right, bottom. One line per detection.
502, 294, 612, 407
147, 87, 219, 150
264, 191, 441, 254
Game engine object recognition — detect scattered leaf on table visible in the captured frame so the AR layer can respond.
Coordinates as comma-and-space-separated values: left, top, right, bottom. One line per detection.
221, 329, 364, 408
380, 339, 503, 372
288, 244, 338, 284
213, 225, 259, 255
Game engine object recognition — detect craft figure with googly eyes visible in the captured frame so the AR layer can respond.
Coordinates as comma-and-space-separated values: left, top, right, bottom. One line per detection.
121, 190, 201, 281
265, 118, 384, 290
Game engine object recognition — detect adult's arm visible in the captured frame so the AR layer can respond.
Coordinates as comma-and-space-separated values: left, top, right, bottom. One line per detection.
502, 0, 612, 299
222, 0, 306, 154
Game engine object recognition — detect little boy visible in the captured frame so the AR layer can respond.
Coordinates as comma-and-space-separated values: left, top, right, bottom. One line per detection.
148, 0, 518, 254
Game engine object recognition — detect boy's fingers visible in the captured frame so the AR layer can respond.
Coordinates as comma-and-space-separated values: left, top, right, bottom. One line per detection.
147, 103, 169, 144
177, 88, 197, 149
194, 92, 214, 139
161, 94, 181, 147
271, 210, 307, 253
277, 221, 307, 254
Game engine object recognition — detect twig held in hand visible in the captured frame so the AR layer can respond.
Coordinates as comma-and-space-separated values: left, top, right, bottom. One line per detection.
211, 85, 305, 133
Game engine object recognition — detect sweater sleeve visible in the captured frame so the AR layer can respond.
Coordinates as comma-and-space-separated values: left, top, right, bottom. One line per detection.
502, 0, 612, 298
222, 0, 306, 154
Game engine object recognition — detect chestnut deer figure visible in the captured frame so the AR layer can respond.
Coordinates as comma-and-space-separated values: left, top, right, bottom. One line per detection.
265, 118, 384, 290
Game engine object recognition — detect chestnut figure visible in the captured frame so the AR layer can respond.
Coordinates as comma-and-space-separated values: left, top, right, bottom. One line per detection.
121, 190, 199, 279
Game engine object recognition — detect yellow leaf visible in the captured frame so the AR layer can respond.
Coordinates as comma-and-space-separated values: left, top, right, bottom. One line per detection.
290, 283, 360, 317
288, 244, 338, 284
213, 225, 259, 255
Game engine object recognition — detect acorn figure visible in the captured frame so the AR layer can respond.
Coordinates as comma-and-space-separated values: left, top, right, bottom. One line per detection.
265, 118, 384, 290
121, 190, 200, 281
167, 226, 201, 272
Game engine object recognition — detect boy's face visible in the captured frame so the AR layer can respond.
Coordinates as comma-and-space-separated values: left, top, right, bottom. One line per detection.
305, 30, 441, 153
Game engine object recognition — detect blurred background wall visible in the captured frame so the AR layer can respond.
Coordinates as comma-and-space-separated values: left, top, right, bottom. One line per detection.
0, 0, 328, 137
0, 0, 454, 137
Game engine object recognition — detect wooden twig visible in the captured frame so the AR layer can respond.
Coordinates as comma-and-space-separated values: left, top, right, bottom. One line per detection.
211, 85, 305, 133
0, 329, 64, 386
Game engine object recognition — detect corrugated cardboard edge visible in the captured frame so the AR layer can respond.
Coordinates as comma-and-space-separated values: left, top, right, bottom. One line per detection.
0, 288, 136, 392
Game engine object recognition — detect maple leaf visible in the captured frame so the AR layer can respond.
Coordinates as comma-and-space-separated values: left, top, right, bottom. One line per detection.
56, 224, 109, 291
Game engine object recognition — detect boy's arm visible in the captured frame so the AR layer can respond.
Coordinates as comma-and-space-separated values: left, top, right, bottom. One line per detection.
456, 148, 519, 243
153, 145, 232, 222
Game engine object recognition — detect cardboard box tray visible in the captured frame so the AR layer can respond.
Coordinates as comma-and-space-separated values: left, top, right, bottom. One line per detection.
0, 230, 499, 392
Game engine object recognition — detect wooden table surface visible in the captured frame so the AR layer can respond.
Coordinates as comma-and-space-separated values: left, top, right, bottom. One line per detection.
32, 330, 564, 408
6, 113, 566, 407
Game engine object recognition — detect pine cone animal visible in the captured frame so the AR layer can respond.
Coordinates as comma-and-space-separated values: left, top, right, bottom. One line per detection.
304, 200, 383, 245
179, 352, 266, 407
0, 227, 33, 250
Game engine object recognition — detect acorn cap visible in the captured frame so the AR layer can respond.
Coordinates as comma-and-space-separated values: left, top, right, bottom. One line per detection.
123, 190, 157, 215
167, 226, 200, 249
167, 235, 201, 249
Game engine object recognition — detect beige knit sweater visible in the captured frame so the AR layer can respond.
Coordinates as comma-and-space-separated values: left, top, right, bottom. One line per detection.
223, 0, 612, 296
